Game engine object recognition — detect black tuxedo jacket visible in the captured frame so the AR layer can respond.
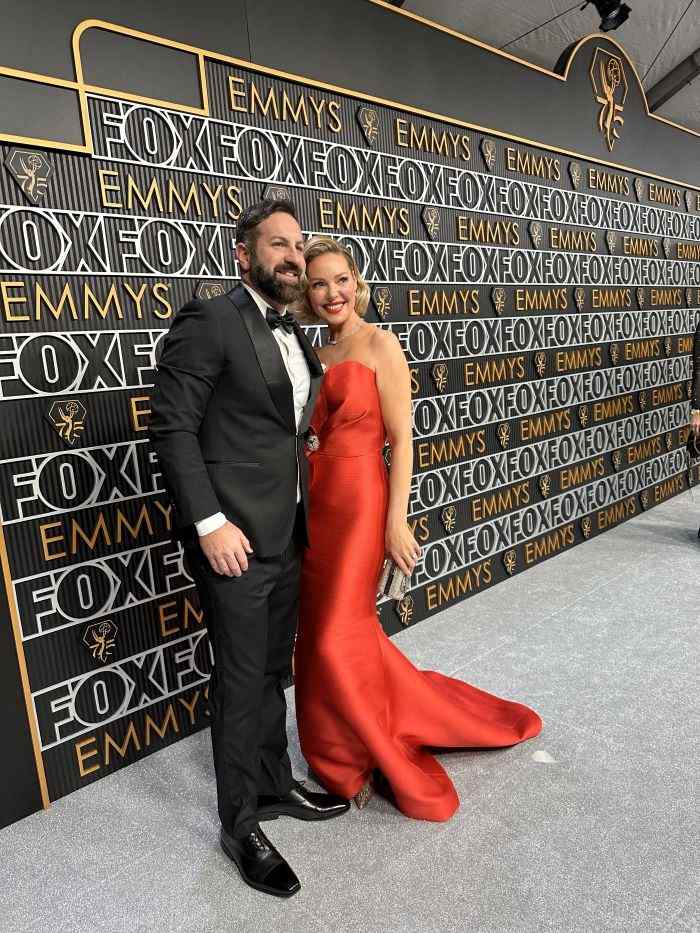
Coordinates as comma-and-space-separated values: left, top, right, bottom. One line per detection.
149, 285, 324, 557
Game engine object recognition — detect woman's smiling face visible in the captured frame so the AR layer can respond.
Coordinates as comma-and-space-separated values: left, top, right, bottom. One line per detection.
306, 251, 358, 325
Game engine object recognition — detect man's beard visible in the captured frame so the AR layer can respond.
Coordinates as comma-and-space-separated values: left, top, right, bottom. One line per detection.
249, 254, 303, 305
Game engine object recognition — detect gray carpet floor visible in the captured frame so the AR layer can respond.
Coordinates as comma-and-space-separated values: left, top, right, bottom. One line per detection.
3, 492, 698, 933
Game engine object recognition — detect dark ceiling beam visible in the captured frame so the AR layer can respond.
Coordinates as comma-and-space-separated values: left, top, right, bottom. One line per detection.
647, 48, 700, 111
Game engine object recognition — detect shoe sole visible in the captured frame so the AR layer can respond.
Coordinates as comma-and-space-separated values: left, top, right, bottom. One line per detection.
257, 805, 350, 822
220, 838, 300, 898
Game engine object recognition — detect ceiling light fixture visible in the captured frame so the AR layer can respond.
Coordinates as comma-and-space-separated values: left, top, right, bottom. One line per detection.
582, 1, 632, 32
501, 1, 632, 51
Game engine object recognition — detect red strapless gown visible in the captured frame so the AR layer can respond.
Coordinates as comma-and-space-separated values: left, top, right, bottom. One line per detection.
294, 361, 542, 821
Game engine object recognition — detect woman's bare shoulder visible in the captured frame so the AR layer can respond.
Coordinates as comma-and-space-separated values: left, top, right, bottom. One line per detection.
369, 325, 403, 362
368, 324, 398, 349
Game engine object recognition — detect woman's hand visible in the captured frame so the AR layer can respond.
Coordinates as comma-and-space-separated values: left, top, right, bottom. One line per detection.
385, 520, 421, 577
692, 411, 700, 434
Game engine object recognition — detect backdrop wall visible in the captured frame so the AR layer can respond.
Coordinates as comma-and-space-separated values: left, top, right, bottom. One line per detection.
1, 0, 698, 828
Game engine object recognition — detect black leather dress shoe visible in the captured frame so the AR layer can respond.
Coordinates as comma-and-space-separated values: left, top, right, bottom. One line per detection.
257, 782, 350, 822
220, 825, 300, 898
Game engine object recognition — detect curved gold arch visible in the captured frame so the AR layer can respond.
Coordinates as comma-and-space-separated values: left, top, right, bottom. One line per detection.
72, 19, 210, 119
369, 0, 700, 140
556, 30, 699, 138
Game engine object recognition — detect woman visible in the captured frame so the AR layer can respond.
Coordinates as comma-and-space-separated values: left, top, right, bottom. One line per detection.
293, 236, 541, 821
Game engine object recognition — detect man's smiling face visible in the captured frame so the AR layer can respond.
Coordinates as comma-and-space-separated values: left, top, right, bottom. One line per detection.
237, 211, 306, 308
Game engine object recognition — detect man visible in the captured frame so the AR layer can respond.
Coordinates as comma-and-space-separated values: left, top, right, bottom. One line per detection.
149, 199, 349, 898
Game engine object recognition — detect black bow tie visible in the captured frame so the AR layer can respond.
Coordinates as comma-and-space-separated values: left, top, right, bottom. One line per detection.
266, 308, 296, 335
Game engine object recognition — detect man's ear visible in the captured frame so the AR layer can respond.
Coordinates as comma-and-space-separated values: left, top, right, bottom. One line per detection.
235, 241, 250, 273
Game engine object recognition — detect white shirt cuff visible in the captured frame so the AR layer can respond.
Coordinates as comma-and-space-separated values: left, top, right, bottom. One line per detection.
195, 512, 226, 536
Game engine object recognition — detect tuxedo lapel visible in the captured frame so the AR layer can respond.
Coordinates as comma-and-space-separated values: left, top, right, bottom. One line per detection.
299, 374, 322, 434
293, 320, 324, 380
293, 319, 324, 434
228, 286, 296, 431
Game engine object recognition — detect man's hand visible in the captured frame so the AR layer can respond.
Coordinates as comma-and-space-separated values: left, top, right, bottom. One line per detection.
199, 521, 253, 576
692, 411, 700, 434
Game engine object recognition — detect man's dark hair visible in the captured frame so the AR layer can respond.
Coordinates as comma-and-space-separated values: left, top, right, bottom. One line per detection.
235, 198, 299, 248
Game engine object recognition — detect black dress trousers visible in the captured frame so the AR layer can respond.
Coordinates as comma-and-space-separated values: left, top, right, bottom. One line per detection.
186, 506, 305, 838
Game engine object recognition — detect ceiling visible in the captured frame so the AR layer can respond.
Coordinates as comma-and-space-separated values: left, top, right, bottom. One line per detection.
400, 0, 700, 131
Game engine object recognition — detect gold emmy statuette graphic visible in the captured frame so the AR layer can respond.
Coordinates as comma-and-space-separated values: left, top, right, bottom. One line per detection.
263, 184, 291, 201
612, 450, 622, 471
662, 238, 672, 259
396, 594, 414, 626
581, 517, 592, 539
568, 161, 583, 189
431, 362, 449, 393
497, 422, 510, 449
196, 281, 226, 300
609, 343, 620, 365
83, 621, 118, 664
538, 475, 552, 498
574, 287, 586, 312
528, 221, 544, 248
636, 287, 646, 309
440, 505, 457, 533
578, 405, 590, 427
606, 231, 617, 254
534, 351, 547, 377
664, 336, 672, 356
685, 191, 693, 212
639, 490, 650, 510
356, 106, 380, 145
6, 148, 52, 204
634, 177, 645, 202
638, 390, 648, 411
383, 443, 392, 469
480, 137, 497, 171
686, 288, 694, 308
48, 400, 86, 446
688, 380, 694, 400
666, 432, 673, 452
590, 48, 627, 152
372, 286, 392, 319
421, 206, 440, 240
491, 287, 506, 316
502, 549, 517, 576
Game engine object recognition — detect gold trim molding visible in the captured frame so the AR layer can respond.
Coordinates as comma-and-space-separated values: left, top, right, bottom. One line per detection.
0, 522, 49, 809
0, 18, 695, 192
367, 0, 700, 141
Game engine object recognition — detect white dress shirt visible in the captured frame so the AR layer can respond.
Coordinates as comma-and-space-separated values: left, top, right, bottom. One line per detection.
195, 284, 311, 537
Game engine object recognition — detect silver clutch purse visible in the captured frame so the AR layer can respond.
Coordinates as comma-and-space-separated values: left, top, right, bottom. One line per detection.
377, 558, 410, 600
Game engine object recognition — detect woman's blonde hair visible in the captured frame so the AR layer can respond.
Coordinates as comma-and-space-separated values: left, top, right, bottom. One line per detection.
295, 235, 370, 324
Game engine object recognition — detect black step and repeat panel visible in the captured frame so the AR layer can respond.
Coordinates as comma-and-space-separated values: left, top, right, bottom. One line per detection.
1, 19, 698, 816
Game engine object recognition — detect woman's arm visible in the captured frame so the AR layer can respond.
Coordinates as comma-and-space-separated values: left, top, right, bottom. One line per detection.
374, 331, 421, 576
